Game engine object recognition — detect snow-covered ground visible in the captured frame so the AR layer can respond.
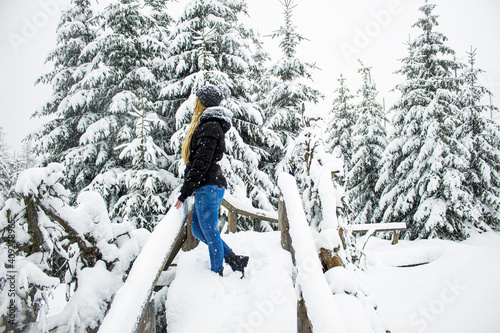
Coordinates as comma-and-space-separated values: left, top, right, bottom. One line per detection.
362, 231, 500, 333
164, 230, 500, 333
46, 230, 500, 332
165, 231, 297, 333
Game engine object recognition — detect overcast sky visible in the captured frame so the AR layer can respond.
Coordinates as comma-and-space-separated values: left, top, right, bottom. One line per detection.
1, 0, 499, 154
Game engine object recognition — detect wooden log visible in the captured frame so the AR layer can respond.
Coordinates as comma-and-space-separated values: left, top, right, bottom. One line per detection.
319, 247, 344, 272
137, 298, 156, 333
297, 297, 313, 333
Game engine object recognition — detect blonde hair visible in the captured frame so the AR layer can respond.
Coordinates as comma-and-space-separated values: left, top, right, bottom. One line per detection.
181, 98, 207, 164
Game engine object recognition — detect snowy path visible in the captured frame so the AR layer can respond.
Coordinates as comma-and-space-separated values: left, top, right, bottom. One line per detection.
165, 231, 297, 333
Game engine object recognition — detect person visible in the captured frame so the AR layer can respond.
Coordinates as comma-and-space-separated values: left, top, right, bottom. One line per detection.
174, 84, 249, 277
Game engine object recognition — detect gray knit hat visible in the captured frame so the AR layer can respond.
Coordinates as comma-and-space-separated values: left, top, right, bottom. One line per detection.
196, 84, 231, 107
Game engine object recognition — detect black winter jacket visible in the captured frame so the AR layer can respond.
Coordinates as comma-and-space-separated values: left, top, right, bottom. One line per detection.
177, 106, 233, 202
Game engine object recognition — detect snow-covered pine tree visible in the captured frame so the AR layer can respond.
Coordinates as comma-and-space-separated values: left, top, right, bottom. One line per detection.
111, 95, 177, 229
81, 0, 175, 228
283, 104, 325, 228
34, 0, 176, 228
326, 74, 357, 179
376, 1, 475, 240
347, 62, 386, 225
31, 0, 97, 174
458, 48, 500, 229
264, 0, 323, 179
163, 0, 275, 213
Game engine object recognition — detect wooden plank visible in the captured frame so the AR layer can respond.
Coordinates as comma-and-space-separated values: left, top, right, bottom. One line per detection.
222, 197, 278, 223
137, 298, 156, 333
350, 222, 407, 233
163, 225, 187, 271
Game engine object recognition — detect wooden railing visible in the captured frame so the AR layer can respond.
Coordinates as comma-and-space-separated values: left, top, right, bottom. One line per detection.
277, 173, 347, 333
350, 222, 407, 245
133, 192, 278, 333
222, 192, 278, 233
101, 178, 404, 333
98, 200, 193, 333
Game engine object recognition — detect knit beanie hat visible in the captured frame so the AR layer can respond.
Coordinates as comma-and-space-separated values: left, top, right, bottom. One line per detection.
196, 84, 231, 107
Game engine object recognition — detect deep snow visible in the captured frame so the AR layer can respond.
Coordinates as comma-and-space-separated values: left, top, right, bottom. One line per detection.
47, 230, 500, 333
164, 230, 500, 333
362, 231, 500, 333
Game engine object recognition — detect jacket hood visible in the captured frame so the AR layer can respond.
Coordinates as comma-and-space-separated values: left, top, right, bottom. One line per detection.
199, 106, 233, 132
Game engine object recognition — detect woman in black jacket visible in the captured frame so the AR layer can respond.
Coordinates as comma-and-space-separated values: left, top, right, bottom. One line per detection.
174, 85, 249, 277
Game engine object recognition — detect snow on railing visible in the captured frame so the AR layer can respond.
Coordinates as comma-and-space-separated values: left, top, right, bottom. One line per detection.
222, 191, 278, 233
277, 173, 348, 333
222, 191, 278, 222
98, 198, 193, 333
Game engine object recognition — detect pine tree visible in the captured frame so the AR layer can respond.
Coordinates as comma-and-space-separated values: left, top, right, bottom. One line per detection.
163, 0, 275, 212
458, 48, 500, 229
286, 104, 327, 228
347, 62, 386, 224
326, 74, 357, 177
31, 0, 97, 168
264, 0, 323, 179
376, 1, 475, 239
33, 0, 175, 228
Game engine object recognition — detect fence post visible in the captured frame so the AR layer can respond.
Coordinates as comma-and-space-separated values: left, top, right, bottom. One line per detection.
392, 230, 400, 245
297, 298, 313, 333
253, 218, 261, 232
137, 298, 156, 333
183, 209, 199, 251
278, 194, 293, 261
278, 193, 312, 333
227, 210, 237, 233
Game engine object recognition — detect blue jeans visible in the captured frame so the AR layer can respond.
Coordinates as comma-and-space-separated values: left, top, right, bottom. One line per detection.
191, 185, 232, 272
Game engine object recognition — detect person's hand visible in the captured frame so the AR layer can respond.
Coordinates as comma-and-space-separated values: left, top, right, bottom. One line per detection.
174, 200, 184, 209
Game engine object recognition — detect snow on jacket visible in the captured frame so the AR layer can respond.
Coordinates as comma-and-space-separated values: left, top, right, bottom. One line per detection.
177, 106, 233, 202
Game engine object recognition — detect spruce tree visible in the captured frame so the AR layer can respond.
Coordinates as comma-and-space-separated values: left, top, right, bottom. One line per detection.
458, 48, 500, 229
264, 0, 323, 179
326, 74, 357, 178
31, 0, 96, 169
163, 0, 275, 212
376, 1, 475, 239
347, 62, 386, 224
33, 0, 175, 228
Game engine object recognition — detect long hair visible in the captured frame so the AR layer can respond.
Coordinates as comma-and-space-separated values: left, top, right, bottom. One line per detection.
181, 98, 207, 164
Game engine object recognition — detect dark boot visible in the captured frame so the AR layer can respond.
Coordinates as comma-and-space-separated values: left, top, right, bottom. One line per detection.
225, 251, 249, 278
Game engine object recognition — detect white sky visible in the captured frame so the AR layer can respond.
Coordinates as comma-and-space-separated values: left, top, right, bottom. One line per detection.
1, 0, 499, 154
